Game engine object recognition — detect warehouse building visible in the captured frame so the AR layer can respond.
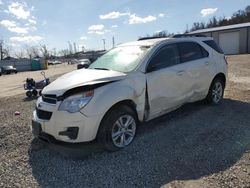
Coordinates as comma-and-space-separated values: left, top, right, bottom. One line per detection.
190, 22, 250, 55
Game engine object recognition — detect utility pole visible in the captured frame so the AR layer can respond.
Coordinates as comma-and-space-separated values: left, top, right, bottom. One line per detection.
0, 40, 3, 60
68, 41, 72, 54
102, 39, 106, 50
112, 36, 115, 48
81, 46, 85, 52
185, 24, 189, 33
73, 42, 77, 53
53, 48, 56, 56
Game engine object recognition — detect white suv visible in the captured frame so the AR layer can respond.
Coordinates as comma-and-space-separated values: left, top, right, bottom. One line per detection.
32, 35, 227, 151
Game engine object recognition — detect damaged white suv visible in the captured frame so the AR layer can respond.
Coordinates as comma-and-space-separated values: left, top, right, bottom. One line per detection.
32, 35, 227, 151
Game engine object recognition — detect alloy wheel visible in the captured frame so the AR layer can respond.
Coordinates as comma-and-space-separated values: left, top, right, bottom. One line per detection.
111, 115, 136, 148
212, 82, 223, 103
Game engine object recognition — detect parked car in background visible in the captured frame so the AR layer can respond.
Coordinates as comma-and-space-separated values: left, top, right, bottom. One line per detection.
77, 59, 91, 69
48, 60, 54, 65
48, 60, 62, 65
68, 59, 79, 65
32, 35, 227, 151
1, 66, 17, 75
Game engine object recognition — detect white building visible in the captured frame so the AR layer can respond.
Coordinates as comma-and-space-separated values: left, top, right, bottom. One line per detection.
190, 22, 250, 55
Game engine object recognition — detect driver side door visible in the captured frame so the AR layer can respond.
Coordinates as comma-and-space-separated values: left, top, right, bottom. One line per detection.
146, 43, 193, 119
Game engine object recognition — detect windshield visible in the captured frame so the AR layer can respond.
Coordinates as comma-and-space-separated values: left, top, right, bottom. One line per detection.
89, 45, 150, 73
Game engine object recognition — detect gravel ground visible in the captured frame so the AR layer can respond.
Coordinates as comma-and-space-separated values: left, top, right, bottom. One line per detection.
0, 55, 250, 188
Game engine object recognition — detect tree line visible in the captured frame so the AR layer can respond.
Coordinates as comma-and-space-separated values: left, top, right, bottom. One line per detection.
188, 5, 250, 32
0, 42, 72, 60
139, 5, 250, 39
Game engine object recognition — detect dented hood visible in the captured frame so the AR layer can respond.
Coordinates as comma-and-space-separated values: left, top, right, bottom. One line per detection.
42, 69, 127, 96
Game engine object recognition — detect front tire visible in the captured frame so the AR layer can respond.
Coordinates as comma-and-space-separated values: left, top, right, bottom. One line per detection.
97, 105, 137, 152
206, 78, 225, 105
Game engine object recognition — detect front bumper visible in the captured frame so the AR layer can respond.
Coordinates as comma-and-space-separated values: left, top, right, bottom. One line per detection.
32, 97, 103, 143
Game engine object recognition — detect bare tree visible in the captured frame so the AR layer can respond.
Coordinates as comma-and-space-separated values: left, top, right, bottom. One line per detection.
2, 45, 12, 58
39, 44, 49, 58
52, 48, 57, 56
58, 49, 70, 57
31, 46, 40, 58
14, 50, 25, 59
25, 45, 40, 59
25, 45, 32, 59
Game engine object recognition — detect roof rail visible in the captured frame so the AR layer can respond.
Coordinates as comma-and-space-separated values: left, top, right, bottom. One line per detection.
138, 36, 168, 41
172, 34, 207, 38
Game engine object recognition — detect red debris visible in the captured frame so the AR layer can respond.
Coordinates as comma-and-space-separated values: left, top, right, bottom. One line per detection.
14, 111, 21, 116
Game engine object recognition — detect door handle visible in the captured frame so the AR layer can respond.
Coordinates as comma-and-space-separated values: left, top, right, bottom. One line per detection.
177, 71, 185, 76
205, 61, 209, 65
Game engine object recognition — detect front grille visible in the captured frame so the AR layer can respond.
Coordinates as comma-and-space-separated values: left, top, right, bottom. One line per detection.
36, 108, 52, 120
42, 94, 57, 104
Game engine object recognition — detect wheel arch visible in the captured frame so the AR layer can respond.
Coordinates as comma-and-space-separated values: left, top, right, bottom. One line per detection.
96, 99, 139, 142
212, 73, 226, 87
100, 99, 139, 123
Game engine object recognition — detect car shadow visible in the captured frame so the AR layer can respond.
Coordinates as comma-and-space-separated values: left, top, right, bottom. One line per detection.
28, 98, 250, 187
23, 96, 39, 101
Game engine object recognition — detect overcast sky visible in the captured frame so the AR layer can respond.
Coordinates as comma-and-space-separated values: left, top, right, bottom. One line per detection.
0, 0, 249, 52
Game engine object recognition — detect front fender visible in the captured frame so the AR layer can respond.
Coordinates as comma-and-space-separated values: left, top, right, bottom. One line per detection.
81, 72, 146, 122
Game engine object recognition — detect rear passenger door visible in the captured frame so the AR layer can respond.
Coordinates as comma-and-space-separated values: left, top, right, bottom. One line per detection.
177, 42, 212, 101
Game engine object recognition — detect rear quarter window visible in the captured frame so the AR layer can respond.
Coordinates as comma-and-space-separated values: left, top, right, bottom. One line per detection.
203, 40, 224, 54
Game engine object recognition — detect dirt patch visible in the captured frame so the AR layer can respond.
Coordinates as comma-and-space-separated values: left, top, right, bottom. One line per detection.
0, 64, 75, 98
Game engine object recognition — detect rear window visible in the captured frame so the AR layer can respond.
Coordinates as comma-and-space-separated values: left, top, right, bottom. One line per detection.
178, 42, 205, 63
203, 40, 224, 54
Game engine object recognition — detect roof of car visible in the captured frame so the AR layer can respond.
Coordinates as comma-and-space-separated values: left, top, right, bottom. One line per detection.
118, 36, 213, 47
118, 38, 172, 47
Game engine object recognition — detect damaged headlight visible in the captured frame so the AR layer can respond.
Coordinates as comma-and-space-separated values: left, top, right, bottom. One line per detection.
58, 90, 94, 113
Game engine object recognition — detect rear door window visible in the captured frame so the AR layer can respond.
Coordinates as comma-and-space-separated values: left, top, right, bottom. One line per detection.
178, 42, 207, 63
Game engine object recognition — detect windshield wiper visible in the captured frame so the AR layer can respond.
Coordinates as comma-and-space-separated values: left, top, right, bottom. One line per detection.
93, 68, 110, 70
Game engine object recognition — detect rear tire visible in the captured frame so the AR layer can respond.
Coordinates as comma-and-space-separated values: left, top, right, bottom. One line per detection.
97, 105, 138, 152
206, 78, 225, 105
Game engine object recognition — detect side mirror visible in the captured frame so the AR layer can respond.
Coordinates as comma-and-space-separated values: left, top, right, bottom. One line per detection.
147, 61, 162, 73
